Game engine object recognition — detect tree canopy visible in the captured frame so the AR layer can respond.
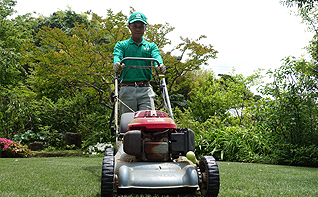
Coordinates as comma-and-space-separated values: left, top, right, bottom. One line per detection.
23, 8, 218, 109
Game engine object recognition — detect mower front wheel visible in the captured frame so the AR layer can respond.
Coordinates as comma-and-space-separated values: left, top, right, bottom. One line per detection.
198, 156, 220, 196
101, 148, 115, 197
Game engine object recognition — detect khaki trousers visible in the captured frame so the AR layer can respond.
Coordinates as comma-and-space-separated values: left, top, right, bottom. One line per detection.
119, 86, 155, 115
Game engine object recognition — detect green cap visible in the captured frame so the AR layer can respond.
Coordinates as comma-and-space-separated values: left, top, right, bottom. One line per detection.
128, 12, 147, 25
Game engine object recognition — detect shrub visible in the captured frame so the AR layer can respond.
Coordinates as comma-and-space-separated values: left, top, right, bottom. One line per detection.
12, 127, 66, 148
82, 131, 114, 150
271, 144, 318, 167
174, 110, 272, 163
258, 57, 318, 147
38, 126, 65, 148
32, 96, 85, 134
12, 130, 47, 146
0, 138, 32, 158
194, 125, 271, 163
0, 87, 36, 139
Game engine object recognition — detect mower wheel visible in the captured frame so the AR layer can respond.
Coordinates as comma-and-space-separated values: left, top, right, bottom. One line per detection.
198, 156, 220, 196
101, 148, 115, 197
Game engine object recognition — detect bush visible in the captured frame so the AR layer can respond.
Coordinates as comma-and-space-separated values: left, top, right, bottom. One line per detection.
271, 144, 318, 167
258, 58, 318, 147
32, 96, 85, 134
12, 130, 47, 146
12, 127, 66, 148
82, 131, 114, 150
0, 87, 36, 139
174, 110, 272, 163
0, 138, 32, 158
194, 125, 271, 163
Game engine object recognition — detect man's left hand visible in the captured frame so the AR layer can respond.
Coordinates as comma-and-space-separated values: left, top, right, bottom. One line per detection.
155, 64, 166, 74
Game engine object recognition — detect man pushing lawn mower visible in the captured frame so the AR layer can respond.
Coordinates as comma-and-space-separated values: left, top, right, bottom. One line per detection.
101, 12, 220, 197
113, 12, 166, 115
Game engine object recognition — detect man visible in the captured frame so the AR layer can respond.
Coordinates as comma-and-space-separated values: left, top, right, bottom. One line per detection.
113, 12, 166, 115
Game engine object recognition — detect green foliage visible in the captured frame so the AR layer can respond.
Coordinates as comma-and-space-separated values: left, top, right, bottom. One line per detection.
189, 73, 229, 122
285, 1, 318, 79
258, 56, 318, 147
36, 9, 92, 35
0, 90, 108, 145
188, 70, 263, 124
11, 127, 66, 148
175, 104, 318, 166
25, 22, 115, 107
174, 69, 209, 100
169, 93, 188, 110
0, 46, 20, 86
162, 35, 218, 93
174, 107, 271, 163
281, 0, 318, 10
82, 131, 114, 150
195, 125, 271, 163
12, 130, 46, 146
0, 0, 34, 86
38, 126, 65, 148
32, 96, 85, 134
305, 34, 318, 78
0, 87, 36, 139
271, 144, 318, 167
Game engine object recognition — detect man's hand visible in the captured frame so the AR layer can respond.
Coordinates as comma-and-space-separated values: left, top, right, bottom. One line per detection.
155, 64, 166, 74
113, 62, 125, 72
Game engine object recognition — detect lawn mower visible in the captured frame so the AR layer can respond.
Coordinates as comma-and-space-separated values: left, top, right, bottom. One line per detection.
101, 57, 220, 196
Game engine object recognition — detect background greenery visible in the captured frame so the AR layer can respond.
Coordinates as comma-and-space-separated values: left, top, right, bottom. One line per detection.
0, 0, 317, 167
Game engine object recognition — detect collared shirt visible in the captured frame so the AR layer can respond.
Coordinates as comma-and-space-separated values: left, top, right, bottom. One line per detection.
113, 37, 163, 82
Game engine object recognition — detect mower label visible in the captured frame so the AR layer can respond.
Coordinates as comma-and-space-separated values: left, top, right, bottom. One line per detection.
147, 119, 165, 122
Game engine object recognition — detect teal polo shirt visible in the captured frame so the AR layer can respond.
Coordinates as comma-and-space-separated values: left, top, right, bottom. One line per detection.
113, 37, 163, 82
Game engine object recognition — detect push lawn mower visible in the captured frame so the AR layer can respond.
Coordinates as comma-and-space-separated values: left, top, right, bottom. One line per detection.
101, 57, 220, 196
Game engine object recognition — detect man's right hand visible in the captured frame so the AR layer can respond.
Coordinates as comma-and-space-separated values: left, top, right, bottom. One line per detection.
113, 62, 125, 72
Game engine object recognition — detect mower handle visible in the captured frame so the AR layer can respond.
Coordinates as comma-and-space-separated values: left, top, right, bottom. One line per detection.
120, 57, 160, 67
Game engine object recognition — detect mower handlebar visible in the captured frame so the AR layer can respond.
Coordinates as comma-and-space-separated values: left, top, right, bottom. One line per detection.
120, 57, 160, 67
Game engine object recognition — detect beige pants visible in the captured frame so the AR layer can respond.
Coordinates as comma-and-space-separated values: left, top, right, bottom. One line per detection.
119, 86, 155, 115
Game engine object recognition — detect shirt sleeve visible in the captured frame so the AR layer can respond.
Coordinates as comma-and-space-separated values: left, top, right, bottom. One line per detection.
113, 41, 124, 65
151, 43, 163, 66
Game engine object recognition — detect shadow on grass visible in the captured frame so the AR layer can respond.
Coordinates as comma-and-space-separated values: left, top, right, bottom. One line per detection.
83, 165, 102, 179
82, 165, 102, 197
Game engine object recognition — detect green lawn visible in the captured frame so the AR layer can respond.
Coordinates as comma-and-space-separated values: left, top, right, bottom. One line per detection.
0, 156, 317, 197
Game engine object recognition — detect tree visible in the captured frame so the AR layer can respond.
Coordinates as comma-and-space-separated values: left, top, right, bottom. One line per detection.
257, 56, 318, 146
24, 9, 218, 109
161, 36, 218, 93
0, 0, 33, 87
24, 23, 114, 105
281, 0, 318, 9
281, 0, 318, 79
189, 69, 263, 124
175, 69, 210, 100
36, 9, 91, 34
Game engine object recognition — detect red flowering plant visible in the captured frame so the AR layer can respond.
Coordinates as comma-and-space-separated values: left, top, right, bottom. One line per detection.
0, 138, 32, 158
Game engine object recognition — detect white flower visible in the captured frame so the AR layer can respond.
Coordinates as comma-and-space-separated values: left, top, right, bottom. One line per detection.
85, 142, 113, 155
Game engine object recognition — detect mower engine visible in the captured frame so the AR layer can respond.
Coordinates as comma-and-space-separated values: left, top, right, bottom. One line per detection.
123, 110, 195, 161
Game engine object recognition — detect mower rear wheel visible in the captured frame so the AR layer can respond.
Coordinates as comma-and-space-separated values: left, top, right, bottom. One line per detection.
101, 148, 115, 197
198, 156, 220, 196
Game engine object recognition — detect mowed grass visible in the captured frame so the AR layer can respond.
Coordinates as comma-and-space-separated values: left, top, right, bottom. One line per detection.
0, 156, 317, 197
